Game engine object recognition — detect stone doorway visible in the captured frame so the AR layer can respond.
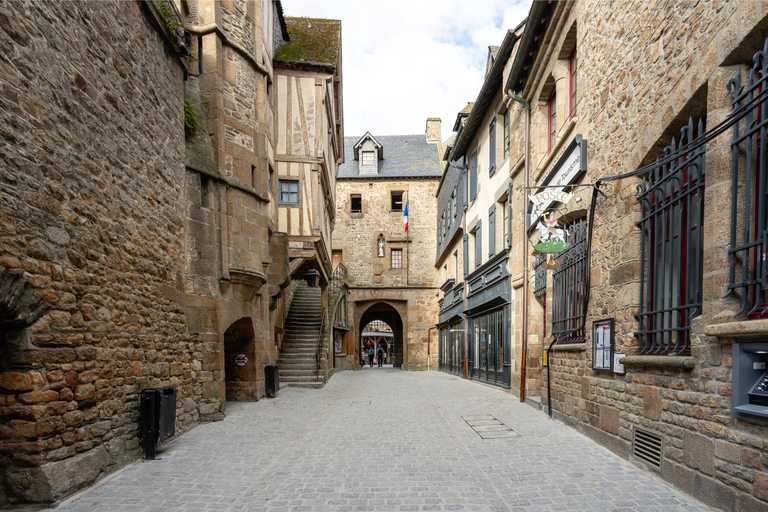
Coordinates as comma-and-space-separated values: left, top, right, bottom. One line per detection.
223, 318, 258, 401
359, 303, 403, 367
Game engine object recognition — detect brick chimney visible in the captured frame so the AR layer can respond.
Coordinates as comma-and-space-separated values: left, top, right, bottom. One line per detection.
425, 117, 441, 144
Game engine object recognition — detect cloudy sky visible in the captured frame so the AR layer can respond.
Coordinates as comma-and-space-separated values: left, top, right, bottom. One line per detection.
282, 0, 531, 142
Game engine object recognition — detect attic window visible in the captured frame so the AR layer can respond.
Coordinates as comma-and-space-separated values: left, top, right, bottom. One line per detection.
362, 151, 375, 166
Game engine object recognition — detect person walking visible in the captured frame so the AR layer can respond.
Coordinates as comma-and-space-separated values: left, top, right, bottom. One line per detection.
368, 346, 375, 367
377, 346, 384, 367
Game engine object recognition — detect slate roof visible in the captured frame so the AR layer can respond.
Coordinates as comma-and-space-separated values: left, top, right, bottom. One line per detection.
276, 17, 341, 69
338, 135, 442, 179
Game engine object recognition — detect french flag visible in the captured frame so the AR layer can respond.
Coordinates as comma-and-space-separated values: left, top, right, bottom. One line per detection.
403, 192, 409, 233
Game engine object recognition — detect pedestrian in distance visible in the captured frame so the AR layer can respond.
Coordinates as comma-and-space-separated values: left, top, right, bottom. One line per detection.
368, 346, 375, 367
377, 346, 384, 367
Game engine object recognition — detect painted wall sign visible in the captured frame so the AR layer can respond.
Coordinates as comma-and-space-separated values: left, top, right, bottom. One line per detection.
234, 354, 248, 367
528, 135, 587, 230
534, 212, 569, 253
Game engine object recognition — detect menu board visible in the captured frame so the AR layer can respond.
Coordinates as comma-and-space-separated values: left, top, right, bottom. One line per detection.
592, 319, 614, 372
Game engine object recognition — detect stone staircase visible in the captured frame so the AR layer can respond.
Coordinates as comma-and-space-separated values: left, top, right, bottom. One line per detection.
278, 281, 324, 389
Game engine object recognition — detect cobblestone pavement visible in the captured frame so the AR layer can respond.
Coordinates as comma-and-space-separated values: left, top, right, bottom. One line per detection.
50, 369, 708, 512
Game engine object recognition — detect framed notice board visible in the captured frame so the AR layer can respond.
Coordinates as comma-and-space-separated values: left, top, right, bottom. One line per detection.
592, 318, 614, 372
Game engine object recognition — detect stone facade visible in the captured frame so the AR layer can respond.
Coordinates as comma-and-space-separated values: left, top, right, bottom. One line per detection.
0, 0, 341, 504
334, 128, 442, 370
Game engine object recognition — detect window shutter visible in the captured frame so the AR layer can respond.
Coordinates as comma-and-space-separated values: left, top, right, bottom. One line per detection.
463, 234, 469, 277
506, 184, 512, 248
488, 205, 495, 258
475, 221, 482, 269
461, 168, 467, 210
469, 152, 477, 201
489, 119, 496, 176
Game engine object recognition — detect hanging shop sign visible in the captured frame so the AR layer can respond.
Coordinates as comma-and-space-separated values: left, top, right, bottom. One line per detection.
528, 135, 587, 230
234, 354, 248, 367
529, 190, 573, 207
592, 318, 614, 372
534, 212, 569, 253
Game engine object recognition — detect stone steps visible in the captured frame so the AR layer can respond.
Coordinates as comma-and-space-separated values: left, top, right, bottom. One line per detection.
279, 282, 325, 389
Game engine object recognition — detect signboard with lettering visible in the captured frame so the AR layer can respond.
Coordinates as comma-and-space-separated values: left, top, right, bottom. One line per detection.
528, 135, 587, 230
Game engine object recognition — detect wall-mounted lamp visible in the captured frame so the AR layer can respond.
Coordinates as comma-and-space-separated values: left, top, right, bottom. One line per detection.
305, 269, 320, 287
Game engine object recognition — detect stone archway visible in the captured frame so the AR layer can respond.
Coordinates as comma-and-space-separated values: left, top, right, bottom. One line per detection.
359, 303, 404, 367
223, 317, 258, 401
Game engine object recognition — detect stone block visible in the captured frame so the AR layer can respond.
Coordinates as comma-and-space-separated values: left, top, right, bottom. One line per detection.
738, 493, 768, 512
694, 472, 738, 511
715, 440, 741, 464
0, 372, 34, 392
684, 431, 715, 476
643, 386, 661, 421
17, 390, 60, 405
73, 385, 95, 401
599, 405, 620, 435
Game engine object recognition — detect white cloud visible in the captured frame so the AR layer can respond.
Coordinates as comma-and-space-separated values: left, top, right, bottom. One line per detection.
281, 0, 531, 141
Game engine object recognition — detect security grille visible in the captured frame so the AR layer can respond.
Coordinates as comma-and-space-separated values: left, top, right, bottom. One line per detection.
551, 220, 588, 343
727, 41, 768, 317
534, 252, 547, 303
635, 118, 704, 355
632, 427, 663, 471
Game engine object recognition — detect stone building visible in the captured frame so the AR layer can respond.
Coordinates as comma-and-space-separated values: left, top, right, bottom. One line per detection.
333, 121, 442, 370
503, 0, 768, 510
0, 0, 341, 504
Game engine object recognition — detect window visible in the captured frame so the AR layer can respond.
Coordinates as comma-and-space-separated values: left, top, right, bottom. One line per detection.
503, 109, 510, 161
350, 194, 362, 213
454, 251, 459, 281
488, 205, 495, 258
469, 151, 477, 201
391, 248, 402, 269
451, 187, 457, 218
474, 221, 482, 269
200, 176, 210, 208
391, 192, 404, 212
266, 78, 272, 98
268, 165, 274, 193
548, 91, 556, 152
637, 118, 704, 355
729, 55, 768, 317
569, 48, 577, 118
438, 217, 443, 242
534, 252, 547, 338
489, 119, 497, 176
501, 199, 508, 249
251, 165, 257, 188
447, 196, 452, 224
279, 179, 299, 205
551, 220, 588, 343
362, 151, 375, 166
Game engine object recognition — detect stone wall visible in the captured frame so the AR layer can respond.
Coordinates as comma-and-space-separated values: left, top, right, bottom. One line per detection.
0, 0, 200, 504
513, 1, 768, 510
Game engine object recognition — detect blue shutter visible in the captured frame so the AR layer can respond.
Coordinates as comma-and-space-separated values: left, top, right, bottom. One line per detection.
469, 152, 477, 201
488, 205, 495, 258
475, 221, 482, 269
489, 119, 496, 176
461, 168, 467, 210
506, 184, 512, 248
463, 234, 469, 277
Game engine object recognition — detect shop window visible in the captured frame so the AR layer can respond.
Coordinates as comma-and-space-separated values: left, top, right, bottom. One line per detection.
547, 91, 556, 152
551, 219, 588, 343
636, 118, 705, 355
489, 118, 496, 176
728, 52, 768, 318
391, 248, 403, 269
279, 179, 299, 206
350, 194, 362, 213
391, 191, 404, 212
569, 47, 577, 119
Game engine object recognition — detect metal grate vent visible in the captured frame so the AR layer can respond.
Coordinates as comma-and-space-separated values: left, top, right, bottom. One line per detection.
632, 427, 663, 471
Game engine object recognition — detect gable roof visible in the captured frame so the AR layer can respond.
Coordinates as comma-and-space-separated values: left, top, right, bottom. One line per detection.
276, 17, 341, 71
353, 132, 383, 160
338, 135, 442, 179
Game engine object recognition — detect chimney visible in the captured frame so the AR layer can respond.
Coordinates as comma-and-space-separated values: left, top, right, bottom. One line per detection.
425, 117, 441, 144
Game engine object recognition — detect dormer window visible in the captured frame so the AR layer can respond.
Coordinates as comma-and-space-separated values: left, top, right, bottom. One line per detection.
362, 151, 375, 167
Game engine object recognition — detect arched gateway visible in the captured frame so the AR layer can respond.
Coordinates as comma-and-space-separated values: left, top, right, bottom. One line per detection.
359, 303, 404, 367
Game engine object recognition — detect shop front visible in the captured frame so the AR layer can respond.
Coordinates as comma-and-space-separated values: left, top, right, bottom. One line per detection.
438, 281, 465, 376
465, 252, 511, 388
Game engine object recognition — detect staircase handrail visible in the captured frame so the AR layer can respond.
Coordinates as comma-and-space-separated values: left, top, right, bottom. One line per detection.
329, 263, 348, 295
315, 308, 326, 382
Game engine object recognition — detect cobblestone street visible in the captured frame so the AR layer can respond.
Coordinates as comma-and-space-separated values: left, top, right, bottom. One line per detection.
50, 370, 707, 512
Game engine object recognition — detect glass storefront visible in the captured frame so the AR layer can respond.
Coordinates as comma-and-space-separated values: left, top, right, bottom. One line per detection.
439, 320, 463, 376
467, 306, 509, 387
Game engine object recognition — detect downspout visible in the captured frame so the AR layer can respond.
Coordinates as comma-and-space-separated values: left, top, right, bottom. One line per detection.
507, 93, 530, 403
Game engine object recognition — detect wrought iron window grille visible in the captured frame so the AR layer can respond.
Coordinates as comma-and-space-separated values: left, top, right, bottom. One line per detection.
534, 252, 547, 304
635, 117, 705, 356
551, 220, 588, 344
727, 44, 768, 318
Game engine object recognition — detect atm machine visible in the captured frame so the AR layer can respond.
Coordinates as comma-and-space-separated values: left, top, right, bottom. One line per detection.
733, 342, 768, 421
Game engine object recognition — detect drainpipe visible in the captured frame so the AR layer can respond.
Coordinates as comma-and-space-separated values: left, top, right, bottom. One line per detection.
507, 92, 530, 403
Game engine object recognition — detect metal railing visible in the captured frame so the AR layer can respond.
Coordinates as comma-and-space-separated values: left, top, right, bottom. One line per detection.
551, 220, 588, 344
329, 263, 347, 295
